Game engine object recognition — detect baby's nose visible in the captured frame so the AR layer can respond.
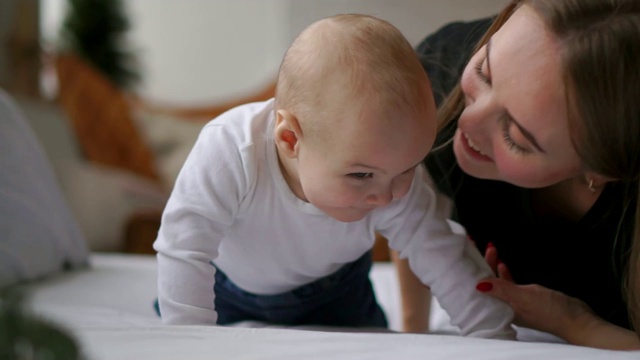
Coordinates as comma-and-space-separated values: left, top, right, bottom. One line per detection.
365, 190, 393, 207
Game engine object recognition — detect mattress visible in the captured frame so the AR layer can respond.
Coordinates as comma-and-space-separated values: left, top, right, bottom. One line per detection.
20, 253, 638, 360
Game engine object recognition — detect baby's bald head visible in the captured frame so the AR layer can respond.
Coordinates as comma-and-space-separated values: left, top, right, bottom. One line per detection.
274, 14, 433, 144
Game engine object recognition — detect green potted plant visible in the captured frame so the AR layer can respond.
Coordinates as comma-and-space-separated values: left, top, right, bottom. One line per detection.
0, 290, 83, 360
59, 0, 139, 89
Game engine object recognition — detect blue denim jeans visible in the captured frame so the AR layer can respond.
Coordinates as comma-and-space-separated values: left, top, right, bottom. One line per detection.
213, 251, 387, 328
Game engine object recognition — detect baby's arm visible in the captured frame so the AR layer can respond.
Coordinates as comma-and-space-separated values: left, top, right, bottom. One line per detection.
153, 123, 247, 325
382, 168, 515, 339
154, 200, 225, 325
411, 233, 516, 339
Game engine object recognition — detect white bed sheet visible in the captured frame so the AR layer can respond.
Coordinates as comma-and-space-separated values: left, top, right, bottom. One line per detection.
22, 253, 639, 360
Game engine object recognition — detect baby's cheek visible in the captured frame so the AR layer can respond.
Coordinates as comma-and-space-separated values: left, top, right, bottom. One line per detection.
320, 184, 365, 207
392, 179, 413, 200
343, 187, 369, 206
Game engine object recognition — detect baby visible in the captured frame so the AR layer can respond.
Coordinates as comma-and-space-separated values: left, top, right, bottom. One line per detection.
154, 14, 515, 339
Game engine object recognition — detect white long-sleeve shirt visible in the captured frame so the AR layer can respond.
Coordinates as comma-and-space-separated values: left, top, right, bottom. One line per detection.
154, 99, 515, 339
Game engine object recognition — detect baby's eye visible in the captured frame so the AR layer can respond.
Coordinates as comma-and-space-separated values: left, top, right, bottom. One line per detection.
349, 172, 373, 180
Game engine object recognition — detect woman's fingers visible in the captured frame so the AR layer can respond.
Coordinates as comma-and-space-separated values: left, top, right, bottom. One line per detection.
484, 243, 514, 282
497, 261, 514, 282
484, 242, 499, 274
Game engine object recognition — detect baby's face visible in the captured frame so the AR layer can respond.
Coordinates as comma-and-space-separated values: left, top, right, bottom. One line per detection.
295, 104, 436, 222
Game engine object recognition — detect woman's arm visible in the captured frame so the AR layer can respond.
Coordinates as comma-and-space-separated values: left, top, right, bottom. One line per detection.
389, 168, 458, 333
390, 251, 431, 333
477, 277, 640, 350
569, 306, 640, 350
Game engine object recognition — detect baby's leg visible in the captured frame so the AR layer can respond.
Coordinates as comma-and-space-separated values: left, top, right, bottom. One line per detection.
213, 252, 387, 328
300, 252, 387, 328
213, 267, 267, 324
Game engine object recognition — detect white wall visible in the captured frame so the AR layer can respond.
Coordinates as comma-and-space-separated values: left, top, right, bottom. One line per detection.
41, 0, 508, 106
287, 0, 507, 47
126, 0, 291, 106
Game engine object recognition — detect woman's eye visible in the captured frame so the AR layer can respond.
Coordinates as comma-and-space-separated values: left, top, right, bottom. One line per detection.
502, 130, 528, 155
475, 58, 491, 85
349, 172, 373, 180
501, 119, 531, 156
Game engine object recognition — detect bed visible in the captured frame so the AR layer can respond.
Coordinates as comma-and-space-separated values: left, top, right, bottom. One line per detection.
16, 253, 637, 360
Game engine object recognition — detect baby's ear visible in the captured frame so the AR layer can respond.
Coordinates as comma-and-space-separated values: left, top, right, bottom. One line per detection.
275, 110, 301, 157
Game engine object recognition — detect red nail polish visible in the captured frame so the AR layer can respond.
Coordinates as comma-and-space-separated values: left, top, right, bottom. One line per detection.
487, 242, 494, 249
476, 282, 493, 292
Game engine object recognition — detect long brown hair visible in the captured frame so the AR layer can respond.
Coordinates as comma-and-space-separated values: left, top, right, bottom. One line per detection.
438, 0, 640, 335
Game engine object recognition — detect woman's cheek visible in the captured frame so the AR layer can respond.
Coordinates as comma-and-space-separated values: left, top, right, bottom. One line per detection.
492, 147, 540, 186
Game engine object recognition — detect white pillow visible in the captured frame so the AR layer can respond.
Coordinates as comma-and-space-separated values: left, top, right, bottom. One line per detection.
0, 89, 89, 288
132, 109, 207, 189
55, 159, 169, 251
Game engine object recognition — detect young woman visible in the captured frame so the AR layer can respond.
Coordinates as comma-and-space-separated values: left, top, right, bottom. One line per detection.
396, 0, 640, 350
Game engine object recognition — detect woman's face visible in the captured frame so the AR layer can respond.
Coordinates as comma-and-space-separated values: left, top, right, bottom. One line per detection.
454, 5, 583, 188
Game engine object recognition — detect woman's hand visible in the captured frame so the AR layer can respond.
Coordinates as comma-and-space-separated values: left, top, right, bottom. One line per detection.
477, 243, 640, 350
476, 275, 593, 339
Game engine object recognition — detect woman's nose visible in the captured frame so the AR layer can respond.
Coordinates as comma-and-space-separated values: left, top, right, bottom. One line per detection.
463, 94, 500, 131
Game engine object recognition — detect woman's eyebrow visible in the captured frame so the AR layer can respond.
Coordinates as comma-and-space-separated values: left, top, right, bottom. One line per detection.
487, 38, 545, 153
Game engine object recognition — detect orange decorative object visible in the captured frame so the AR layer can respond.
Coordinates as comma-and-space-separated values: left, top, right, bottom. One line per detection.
54, 53, 161, 182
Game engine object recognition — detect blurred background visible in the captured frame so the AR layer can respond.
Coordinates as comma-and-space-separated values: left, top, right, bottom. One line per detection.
35, 0, 507, 105
1, 0, 507, 254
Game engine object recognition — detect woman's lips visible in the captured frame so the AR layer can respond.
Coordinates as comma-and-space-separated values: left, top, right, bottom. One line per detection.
461, 132, 493, 162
